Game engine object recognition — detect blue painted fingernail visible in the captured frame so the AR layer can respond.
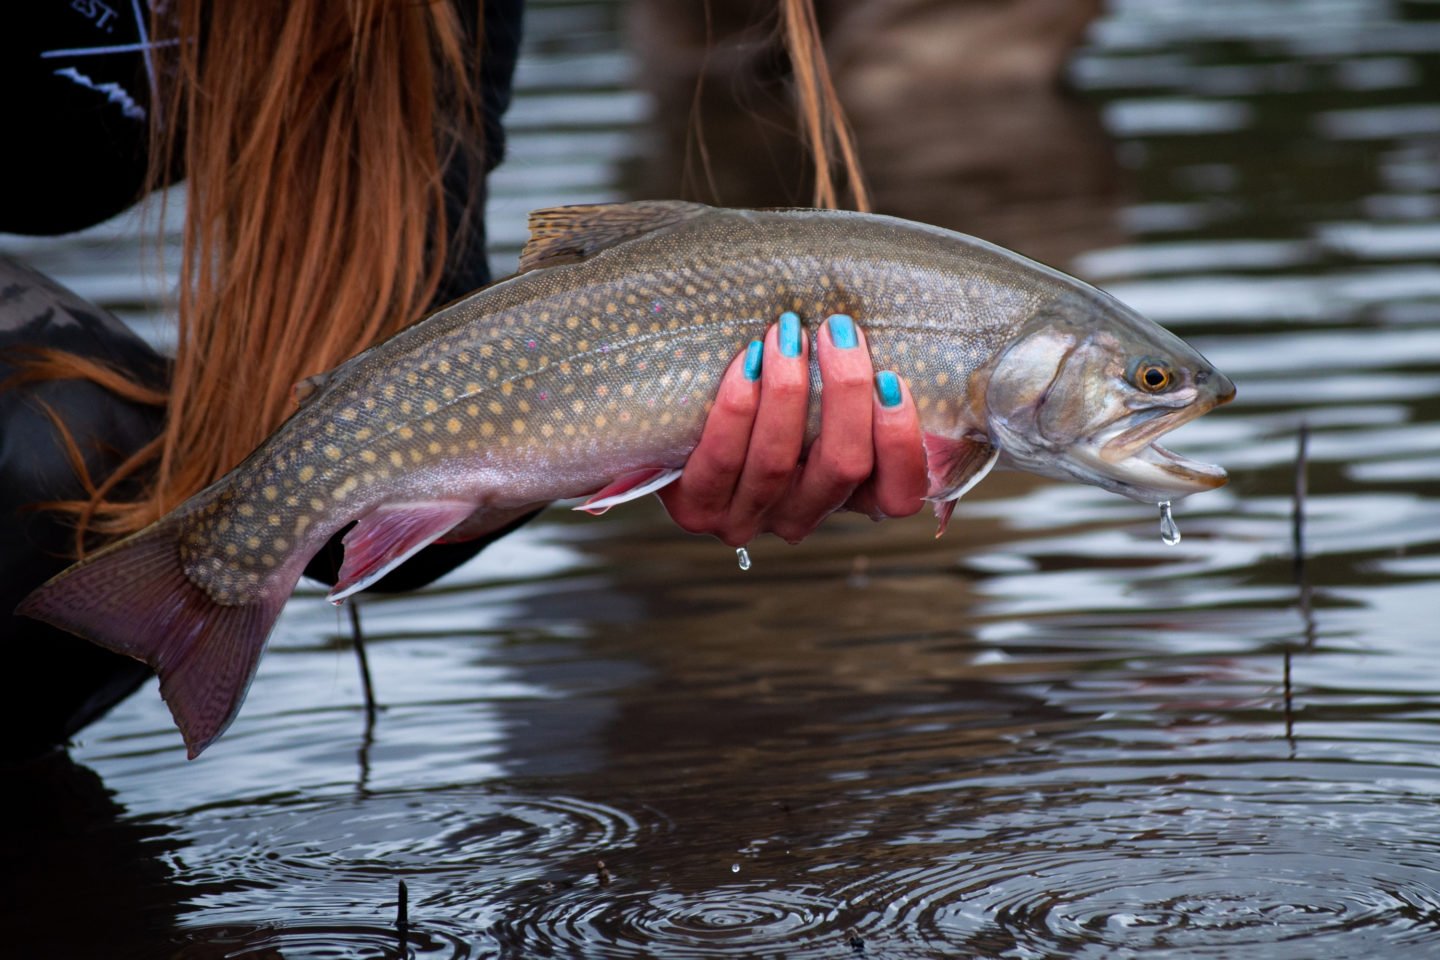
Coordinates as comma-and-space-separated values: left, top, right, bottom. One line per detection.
828, 314, 857, 349
779, 311, 802, 358
876, 371, 903, 408
743, 339, 764, 381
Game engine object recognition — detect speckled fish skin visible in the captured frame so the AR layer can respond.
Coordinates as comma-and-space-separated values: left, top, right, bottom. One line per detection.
18, 201, 1234, 757
179, 206, 1073, 602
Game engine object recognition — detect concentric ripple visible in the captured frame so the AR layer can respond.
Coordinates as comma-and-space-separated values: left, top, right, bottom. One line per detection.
817, 781, 1440, 958
175, 789, 664, 930
487, 885, 851, 958
170, 923, 473, 959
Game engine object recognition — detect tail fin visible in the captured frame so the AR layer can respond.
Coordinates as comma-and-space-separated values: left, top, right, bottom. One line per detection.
16, 518, 294, 758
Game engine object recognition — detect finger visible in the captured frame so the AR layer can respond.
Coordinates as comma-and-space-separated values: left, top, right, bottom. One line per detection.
659, 339, 765, 531
847, 370, 928, 520
725, 311, 810, 541
767, 314, 876, 541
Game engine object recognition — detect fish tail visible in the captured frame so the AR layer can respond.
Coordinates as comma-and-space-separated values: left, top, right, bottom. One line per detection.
16, 516, 293, 759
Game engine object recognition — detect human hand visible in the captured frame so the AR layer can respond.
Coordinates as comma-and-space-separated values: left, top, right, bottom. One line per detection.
659, 312, 928, 546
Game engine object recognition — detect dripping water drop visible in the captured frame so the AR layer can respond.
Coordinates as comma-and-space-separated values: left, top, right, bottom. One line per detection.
1159, 500, 1181, 546
736, 546, 752, 571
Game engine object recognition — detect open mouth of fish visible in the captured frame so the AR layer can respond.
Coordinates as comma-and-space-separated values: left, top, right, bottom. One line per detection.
1087, 398, 1231, 498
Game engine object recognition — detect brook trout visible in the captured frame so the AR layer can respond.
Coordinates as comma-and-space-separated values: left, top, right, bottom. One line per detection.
20, 201, 1235, 756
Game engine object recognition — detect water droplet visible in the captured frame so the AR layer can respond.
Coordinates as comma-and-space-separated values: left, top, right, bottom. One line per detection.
731, 863, 741, 873
1159, 500, 1181, 546
736, 546, 752, 571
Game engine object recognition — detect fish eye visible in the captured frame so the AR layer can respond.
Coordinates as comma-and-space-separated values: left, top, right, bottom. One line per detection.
1131, 358, 1174, 393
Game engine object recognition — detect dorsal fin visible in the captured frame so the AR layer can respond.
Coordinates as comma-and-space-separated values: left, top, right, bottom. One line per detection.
292, 371, 330, 406
519, 200, 712, 273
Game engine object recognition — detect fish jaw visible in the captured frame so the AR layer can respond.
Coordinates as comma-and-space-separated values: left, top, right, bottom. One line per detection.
1080, 373, 1235, 501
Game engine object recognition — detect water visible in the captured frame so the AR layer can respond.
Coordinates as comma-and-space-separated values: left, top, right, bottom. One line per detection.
5, 0, 1440, 957
736, 546, 752, 572
1159, 501, 1181, 546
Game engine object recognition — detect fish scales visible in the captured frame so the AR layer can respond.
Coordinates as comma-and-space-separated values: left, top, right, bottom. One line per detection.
21, 201, 1235, 757
180, 209, 1051, 604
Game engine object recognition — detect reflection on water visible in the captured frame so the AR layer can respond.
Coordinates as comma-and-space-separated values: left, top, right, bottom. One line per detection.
5, 0, 1440, 956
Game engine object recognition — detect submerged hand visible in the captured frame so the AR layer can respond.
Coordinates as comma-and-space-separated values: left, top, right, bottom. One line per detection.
660, 312, 928, 546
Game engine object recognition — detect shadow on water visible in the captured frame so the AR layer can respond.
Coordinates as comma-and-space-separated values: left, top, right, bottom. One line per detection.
0, 752, 192, 960
5, 0, 1440, 956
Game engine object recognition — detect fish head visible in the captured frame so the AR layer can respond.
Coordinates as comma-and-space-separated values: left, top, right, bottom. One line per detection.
983, 297, 1235, 503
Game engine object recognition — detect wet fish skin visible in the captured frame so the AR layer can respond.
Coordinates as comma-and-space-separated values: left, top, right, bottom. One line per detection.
18, 201, 1234, 757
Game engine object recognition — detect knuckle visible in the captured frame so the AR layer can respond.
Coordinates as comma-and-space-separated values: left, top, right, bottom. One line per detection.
826, 367, 872, 392
818, 452, 872, 487
715, 390, 756, 418
749, 461, 795, 487
766, 378, 808, 402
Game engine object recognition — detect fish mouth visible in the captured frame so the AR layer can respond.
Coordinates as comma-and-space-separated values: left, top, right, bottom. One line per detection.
1089, 391, 1232, 500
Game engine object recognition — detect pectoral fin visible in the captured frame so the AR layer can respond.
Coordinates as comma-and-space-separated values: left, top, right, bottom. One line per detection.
573, 467, 684, 515
329, 500, 478, 602
923, 432, 999, 538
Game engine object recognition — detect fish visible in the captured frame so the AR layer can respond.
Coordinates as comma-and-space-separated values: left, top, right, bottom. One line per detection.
18, 200, 1235, 757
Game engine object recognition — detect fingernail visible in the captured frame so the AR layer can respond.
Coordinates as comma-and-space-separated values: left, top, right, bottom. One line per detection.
743, 339, 764, 381
828, 314, 857, 349
875, 371, 903, 408
779, 311, 802, 358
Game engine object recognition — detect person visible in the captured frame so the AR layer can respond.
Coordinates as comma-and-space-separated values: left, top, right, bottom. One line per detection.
0, 0, 926, 757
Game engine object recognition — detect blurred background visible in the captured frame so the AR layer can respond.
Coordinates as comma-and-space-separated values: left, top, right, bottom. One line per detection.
5, 0, 1440, 957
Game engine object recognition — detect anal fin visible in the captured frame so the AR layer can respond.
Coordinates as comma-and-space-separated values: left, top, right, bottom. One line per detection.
923, 432, 999, 538
573, 467, 684, 516
329, 500, 477, 602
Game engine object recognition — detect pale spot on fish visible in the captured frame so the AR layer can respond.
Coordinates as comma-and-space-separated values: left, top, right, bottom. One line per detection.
360, 449, 377, 464
262, 485, 278, 501
512, 419, 526, 434
446, 417, 462, 434
237, 504, 255, 518
324, 444, 342, 461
